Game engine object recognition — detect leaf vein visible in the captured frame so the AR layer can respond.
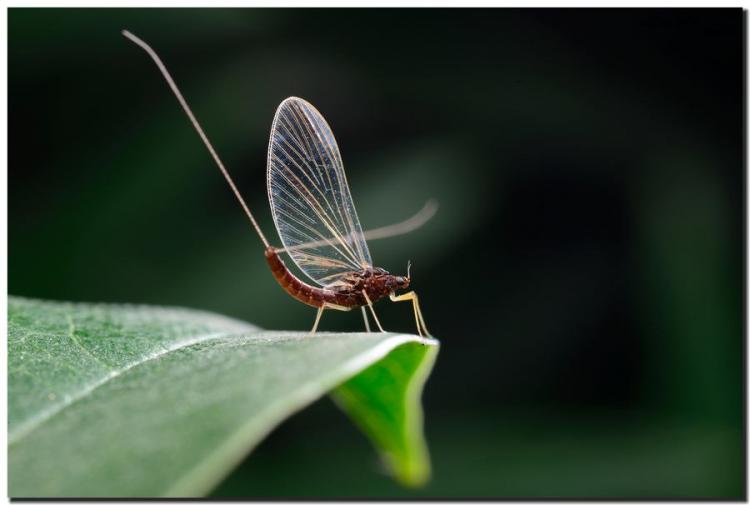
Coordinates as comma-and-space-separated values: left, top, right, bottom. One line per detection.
65, 314, 114, 372
9, 330, 236, 446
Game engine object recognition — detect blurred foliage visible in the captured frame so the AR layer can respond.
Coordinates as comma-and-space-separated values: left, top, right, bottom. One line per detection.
8, 8, 743, 498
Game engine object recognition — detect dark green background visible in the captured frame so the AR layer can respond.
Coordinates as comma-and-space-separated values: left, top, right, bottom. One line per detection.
9, 8, 744, 498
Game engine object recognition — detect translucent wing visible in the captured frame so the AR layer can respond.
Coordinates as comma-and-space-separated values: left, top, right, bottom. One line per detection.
267, 96, 372, 286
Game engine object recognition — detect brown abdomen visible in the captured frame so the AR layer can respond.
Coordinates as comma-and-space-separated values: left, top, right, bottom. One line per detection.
265, 247, 333, 308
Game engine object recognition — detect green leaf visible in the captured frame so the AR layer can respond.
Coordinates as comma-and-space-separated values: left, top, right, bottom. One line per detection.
332, 342, 439, 487
8, 296, 439, 497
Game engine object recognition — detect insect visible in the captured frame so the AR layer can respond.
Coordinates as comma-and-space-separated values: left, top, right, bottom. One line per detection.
123, 31, 434, 336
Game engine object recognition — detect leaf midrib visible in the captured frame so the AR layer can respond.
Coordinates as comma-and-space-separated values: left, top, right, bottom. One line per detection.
164, 333, 437, 496
9, 330, 239, 446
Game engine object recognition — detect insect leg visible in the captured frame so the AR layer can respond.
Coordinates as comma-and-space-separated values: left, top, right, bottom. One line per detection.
311, 307, 325, 335
389, 291, 431, 337
361, 291, 385, 332
361, 307, 371, 332
310, 302, 351, 335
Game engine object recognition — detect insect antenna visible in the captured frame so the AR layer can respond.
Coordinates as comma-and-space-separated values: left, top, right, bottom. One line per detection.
407, 260, 412, 279
122, 30, 270, 248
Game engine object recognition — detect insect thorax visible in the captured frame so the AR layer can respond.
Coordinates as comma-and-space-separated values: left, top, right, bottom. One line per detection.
330, 267, 396, 303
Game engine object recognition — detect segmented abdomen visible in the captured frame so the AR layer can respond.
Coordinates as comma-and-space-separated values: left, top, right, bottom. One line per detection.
266, 247, 372, 309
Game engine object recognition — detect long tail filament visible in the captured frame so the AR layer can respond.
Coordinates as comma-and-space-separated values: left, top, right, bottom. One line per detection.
122, 30, 270, 248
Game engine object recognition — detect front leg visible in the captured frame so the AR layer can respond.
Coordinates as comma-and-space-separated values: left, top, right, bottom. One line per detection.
389, 291, 431, 337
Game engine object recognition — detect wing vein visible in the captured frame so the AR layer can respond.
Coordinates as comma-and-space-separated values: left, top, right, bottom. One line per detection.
267, 97, 372, 286
270, 155, 360, 266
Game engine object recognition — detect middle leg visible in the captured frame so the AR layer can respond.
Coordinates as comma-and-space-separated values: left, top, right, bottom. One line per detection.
362, 291, 385, 332
361, 307, 371, 332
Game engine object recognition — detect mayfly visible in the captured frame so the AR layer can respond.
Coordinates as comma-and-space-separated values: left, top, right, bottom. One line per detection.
123, 31, 435, 336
